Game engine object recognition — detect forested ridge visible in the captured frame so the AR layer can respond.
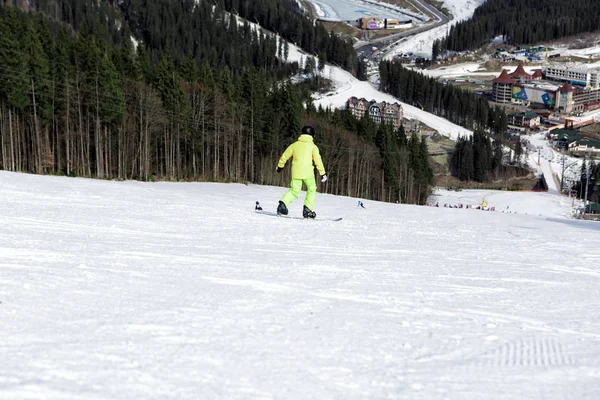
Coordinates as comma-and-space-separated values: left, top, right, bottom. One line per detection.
0, 1, 433, 204
23, 0, 290, 76
216, 0, 356, 72
440, 0, 600, 52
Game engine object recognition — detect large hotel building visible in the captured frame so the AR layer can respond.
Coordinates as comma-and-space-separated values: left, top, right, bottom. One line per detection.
492, 62, 600, 113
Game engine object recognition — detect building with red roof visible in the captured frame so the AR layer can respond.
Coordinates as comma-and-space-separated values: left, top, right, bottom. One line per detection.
531, 69, 543, 80
492, 70, 515, 103
490, 62, 600, 114
509, 63, 532, 81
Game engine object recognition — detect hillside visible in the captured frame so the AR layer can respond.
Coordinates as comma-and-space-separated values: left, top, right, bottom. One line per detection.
1, 171, 600, 399
0, 2, 438, 205
442, 0, 600, 51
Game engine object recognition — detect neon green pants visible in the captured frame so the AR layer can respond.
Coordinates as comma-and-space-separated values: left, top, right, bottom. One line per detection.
281, 178, 317, 210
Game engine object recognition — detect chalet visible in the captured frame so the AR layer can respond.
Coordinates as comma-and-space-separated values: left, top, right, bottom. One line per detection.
347, 97, 403, 127
551, 129, 580, 150
568, 138, 600, 154
381, 102, 403, 127
346, 97, 369, 119
507, 111, 540, 129
369, 102, 382, 124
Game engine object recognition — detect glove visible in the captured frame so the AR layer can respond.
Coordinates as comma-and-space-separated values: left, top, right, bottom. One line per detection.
276, 166, 283, 173
321, 174, 327, 183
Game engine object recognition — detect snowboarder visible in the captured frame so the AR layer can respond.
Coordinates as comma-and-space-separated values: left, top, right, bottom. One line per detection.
255, 201, 263, 211
357, 200, 366, 209
276, 125, 327, 218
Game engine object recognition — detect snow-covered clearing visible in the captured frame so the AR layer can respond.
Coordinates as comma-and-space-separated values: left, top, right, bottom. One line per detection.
419, 62, 485, 78
420, 63, 546, 79
1, 171, 600, 399
550, 44, 600, 60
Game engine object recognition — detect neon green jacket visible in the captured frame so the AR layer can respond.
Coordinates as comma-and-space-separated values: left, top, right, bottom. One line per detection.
278, 134, 326, 180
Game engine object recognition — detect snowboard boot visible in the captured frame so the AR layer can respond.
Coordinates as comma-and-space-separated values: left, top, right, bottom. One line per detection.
303, 205, 316, 219
277, 200, 288, 216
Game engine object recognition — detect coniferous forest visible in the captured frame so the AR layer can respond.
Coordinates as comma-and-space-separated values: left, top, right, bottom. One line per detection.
0, 1, 433, 204
441, 0, 600, 52
449, 131, 532, 183
450, 131, 502, 182
216, 0, 357, 72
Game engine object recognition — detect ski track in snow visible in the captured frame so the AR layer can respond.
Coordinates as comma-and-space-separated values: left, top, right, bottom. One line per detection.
1, 171, 600, 399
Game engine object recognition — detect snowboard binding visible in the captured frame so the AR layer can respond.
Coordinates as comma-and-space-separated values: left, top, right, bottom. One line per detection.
303, 205, 316, 219
277, 201, 288, 216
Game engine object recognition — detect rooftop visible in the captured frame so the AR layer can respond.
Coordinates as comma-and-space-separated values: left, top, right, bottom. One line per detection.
559, 82, 574, 93
574, 138, 600, 148
509, 63, 530, 78
585, 203, 600, 212
544, 61, 600, 74
524, 111, 539, 119
492, 69, 515, 84
552, 129, 580, 142
508, 111, 540, 119
518, 81, 562, 91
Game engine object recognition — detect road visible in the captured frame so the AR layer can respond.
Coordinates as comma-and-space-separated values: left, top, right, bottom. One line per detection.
354, 0, 449, 58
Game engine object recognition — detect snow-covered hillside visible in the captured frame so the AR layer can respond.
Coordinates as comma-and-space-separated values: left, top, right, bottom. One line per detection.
1, 171, 600, 399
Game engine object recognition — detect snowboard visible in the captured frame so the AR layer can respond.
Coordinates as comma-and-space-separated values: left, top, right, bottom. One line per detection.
255, 210, 342, 221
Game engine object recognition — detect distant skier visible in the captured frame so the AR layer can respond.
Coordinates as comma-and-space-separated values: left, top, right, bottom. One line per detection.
357, 200, 366, 209
255, 201, 263, 211
276, 125, 327, 218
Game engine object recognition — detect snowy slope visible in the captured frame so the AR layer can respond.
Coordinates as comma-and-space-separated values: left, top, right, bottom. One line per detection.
430, 188, 574, 218
1, 171, 600, 400
306, 57, 472, 139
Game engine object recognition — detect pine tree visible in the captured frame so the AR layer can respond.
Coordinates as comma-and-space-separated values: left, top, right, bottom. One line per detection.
356, 59, 368, 81
431, 39, 441, 62
513, 139, 523, 165
357, 112, 377, 143
0, 9, 29, 112
280, 81, 302, 138
23, 20, 52, 171
180, 51, 199, 83
199, 62, 215, 88
153, 49, 184, 112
